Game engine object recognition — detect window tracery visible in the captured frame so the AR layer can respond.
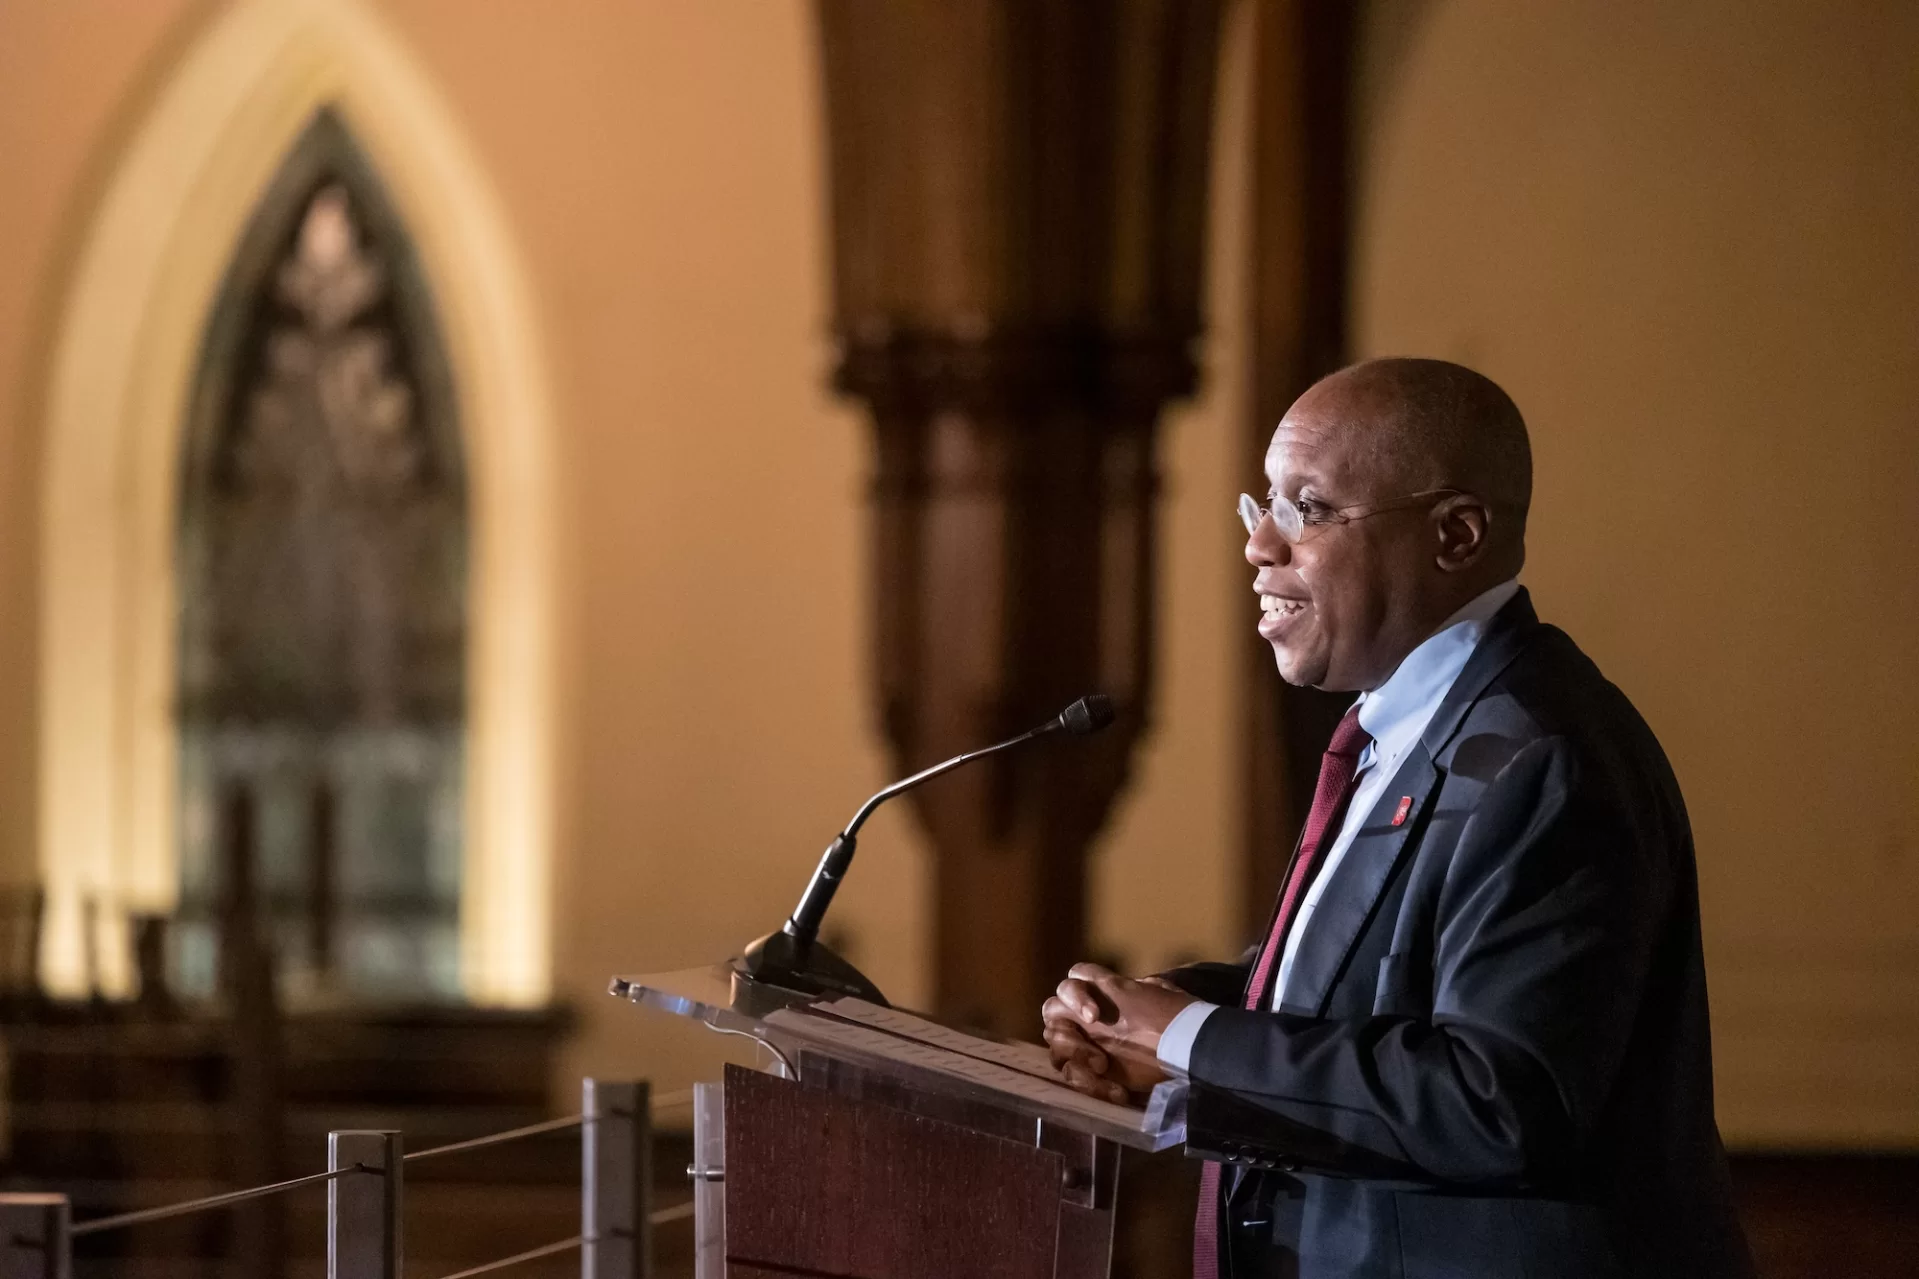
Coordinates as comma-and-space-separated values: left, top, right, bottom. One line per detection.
175, 112, 465, 1002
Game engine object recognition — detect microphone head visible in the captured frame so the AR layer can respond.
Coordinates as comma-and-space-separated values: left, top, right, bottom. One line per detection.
1059, 694, 1115, 737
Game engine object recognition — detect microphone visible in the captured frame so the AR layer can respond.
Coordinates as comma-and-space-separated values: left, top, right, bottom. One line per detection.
738, 694, 1115, 1003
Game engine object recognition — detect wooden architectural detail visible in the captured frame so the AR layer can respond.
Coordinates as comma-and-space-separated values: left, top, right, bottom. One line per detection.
0, 887, 45, 1014
1240, 1, 1360, 934
814, 0, 1225, 1032
215, 783, 287, 1279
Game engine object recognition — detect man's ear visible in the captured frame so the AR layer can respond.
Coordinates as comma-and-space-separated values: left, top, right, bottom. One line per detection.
1433, 495, 1491, 573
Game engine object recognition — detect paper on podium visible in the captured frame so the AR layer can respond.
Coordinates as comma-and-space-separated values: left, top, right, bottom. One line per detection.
809, 997, 1068, 1084
764, 998, 1185, 1146
610, 964, 1185, 1149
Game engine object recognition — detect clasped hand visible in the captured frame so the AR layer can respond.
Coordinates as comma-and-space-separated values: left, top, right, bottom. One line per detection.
1040, 962, 1196, 1104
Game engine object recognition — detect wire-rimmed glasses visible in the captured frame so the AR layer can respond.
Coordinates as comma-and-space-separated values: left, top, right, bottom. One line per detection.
1238, 489, 1467, 542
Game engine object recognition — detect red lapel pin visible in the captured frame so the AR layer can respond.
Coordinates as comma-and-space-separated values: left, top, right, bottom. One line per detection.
1392, 795, 1413, 827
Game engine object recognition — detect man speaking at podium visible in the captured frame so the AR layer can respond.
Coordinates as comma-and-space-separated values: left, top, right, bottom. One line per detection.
1043, 359, 1754, 1279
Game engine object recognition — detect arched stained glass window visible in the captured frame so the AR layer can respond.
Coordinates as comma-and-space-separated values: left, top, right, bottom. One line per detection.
174, 110, 466, 1002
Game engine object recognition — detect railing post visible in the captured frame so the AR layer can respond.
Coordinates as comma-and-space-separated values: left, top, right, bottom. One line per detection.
328, 1131, 402, 1279
0, 1193, 70, 1279
582, 1078, 650, 1279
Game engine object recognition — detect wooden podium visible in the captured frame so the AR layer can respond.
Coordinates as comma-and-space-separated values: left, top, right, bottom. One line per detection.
612, 967, 1185, 1279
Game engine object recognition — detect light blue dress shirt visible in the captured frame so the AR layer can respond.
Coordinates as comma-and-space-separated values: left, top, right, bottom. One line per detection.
1156, 578, 1522, 1073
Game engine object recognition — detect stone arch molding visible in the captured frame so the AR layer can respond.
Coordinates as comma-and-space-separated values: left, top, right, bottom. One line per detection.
38, 0, 556, 1005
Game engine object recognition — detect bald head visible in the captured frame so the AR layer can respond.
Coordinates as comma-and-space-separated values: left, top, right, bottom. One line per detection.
1249, 358, 1534, 690
1302, 357, 1532, 543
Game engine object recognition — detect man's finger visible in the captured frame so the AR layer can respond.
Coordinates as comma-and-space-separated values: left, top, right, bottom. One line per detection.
1042, 1020, 1091, 1051
1042, 1023, 1108, 1072
1067, 962, 1121, 987
1053, 977, 1104, 1024
1060, 1059, 1124, 1103
1042, 993, 1102, 1035
1060, 1058, 1097, 1091
1065, 965, 1130, 1022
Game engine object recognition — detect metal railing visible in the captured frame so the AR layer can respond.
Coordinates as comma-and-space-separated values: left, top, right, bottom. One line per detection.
0, 1078, 693, 1279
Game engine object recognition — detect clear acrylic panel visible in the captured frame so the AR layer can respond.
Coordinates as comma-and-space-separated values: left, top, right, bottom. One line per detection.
691, 1080, 725, 1279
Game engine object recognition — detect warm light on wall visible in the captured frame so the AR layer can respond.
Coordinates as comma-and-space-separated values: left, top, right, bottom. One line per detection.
36, 0, 559, 1006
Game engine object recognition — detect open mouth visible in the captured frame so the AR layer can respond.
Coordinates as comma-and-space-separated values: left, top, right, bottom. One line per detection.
1258, 592, 1310, 640
1260, 594, 1307, 619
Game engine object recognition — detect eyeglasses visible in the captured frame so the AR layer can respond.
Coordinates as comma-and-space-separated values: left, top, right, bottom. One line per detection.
1238, 488, 1467, 543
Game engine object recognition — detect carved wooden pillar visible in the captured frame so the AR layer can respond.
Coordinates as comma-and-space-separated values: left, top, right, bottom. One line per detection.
815, 0, 1224, 1033
1240, 0, 1359, 935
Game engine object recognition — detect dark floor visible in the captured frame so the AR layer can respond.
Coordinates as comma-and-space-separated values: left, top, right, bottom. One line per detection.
1730, 1154, 1919, 1279
1106, 1151, 1919, 1279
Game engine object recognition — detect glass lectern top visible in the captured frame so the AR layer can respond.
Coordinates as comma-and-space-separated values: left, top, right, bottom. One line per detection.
610, 963, 809, 1031
611, 965, 1186, 1151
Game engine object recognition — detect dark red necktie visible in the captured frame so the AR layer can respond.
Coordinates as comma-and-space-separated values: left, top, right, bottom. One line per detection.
1193, 706, 1372, 1279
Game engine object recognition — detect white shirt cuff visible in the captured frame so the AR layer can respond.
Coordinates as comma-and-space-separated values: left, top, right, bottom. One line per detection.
1155, 1000, 1219, 1073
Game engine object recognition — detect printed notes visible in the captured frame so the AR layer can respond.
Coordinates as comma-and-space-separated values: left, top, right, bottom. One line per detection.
812, 997, 1067, 1084
763, 1002, 1150, 1131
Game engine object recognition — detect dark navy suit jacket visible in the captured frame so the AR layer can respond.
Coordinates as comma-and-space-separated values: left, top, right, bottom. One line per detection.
1170, 591, 1755, 1279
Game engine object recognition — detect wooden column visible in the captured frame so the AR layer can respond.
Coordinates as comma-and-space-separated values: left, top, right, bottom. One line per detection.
1240, 0, 1360, 936
217, 782, 285, 1279
814, 0, 1224, 1034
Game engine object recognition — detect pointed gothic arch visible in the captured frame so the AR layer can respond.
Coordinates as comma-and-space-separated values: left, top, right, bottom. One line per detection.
37, 0, 557, 1004
173, 110, 470, 999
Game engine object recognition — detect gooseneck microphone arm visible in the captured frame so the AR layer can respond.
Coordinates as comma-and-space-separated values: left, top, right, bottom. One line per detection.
787, 720, 1055, 948
740, 694, 1114, 1004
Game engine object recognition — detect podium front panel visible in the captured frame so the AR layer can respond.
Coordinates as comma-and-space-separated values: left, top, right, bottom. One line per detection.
614, 966, 1167, 1278
722, 1065, 1063, 1279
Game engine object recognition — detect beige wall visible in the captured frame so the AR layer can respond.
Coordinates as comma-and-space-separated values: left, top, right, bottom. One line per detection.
370, 0, 927, 1087
1355, 0, 1919, 1144
0, 0, 209, 892
372, 0, 1243, 1085
0, 0, 1241, 1092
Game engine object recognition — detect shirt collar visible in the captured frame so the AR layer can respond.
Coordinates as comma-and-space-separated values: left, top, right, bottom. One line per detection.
1353, 579, 1521, 767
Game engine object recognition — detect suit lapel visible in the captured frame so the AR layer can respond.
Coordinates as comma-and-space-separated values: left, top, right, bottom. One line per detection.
1276, 588, 1543, 1016
1276, 747, 1438, 1016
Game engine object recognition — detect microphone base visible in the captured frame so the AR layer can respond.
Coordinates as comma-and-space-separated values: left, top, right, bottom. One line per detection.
737, 928, 889, 1006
